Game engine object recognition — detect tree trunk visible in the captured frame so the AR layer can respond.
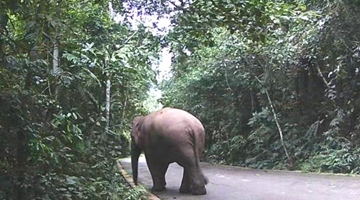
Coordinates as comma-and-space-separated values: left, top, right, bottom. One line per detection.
105, 78, 111, 134
52, 0, 61, 100
253, 75, 294, 169
264, 88, 293, 169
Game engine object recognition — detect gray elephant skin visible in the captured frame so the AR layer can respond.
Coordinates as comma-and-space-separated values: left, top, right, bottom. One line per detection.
131, 107, 208, 195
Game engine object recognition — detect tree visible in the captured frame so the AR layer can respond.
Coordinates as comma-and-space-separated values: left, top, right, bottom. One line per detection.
0, 0, 160, 199
158, 0, 360, 173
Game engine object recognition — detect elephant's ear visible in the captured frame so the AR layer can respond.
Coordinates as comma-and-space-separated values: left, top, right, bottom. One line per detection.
136, 117, 143, 131
132, 116, 144, 135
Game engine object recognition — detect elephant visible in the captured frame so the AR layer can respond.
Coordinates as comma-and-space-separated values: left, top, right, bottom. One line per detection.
131, 107, 208, 195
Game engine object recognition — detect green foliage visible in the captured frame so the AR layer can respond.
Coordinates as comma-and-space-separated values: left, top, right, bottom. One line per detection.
0, 0, 159, 199
156, 0, 360, 174
3, 2, 360, 199
306, 110, 360, 174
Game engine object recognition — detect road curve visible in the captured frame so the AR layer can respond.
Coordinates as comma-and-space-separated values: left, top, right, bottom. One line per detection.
119, 156, 360, 200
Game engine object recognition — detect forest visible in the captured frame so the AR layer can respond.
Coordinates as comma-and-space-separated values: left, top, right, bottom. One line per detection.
1, 0, 360, 199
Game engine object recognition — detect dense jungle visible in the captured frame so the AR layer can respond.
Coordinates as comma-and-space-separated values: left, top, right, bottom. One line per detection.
1, 0, 360, 199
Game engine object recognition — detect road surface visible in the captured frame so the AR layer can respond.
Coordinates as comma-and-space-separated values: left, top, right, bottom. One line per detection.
119, 156, 360, 200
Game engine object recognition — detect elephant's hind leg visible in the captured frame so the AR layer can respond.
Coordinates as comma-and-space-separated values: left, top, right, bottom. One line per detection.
188, 167, 207, 195
179, 168, 192, 194
146, 156, 169, 192
177, 155, 207, 195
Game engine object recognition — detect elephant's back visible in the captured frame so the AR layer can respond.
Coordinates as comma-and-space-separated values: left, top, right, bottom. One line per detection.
152, 108, 203, 130
151, 108, 204, 147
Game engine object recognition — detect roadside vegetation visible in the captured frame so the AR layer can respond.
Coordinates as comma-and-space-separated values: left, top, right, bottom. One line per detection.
1, 0, 360, 199
157, 0, 360, 174
0, 0, 156, 199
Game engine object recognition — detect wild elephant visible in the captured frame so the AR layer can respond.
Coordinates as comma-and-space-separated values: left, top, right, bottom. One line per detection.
131, 107, 208, 195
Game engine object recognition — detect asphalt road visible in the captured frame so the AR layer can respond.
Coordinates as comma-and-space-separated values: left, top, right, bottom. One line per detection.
119, 156, 360, 200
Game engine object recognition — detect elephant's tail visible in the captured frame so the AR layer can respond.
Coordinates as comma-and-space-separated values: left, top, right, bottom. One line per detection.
190, 129, 200, 168
190, 128, 208, 185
